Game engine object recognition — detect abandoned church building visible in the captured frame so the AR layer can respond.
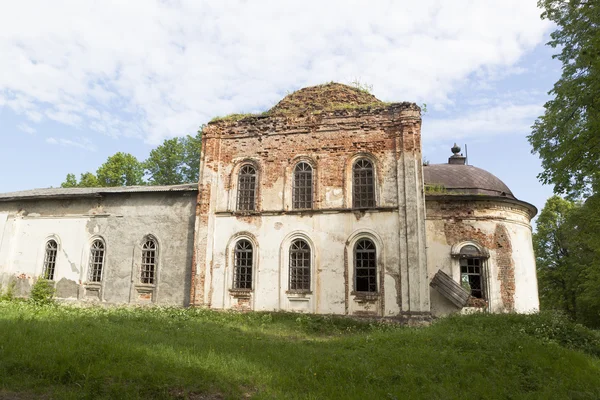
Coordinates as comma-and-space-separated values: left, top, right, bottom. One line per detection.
0, 83, 539, 317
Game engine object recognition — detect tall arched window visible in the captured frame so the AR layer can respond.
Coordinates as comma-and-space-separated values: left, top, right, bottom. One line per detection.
293, 162, 313, 209
289, 239, 311, 291
353, 159, 375, 208
141, 237, 158, 285
460, 245, 485, 299
233, 239, 253, 289
237, 164, 257, 211
355, 239, 377, 293
88, 239, 105, 283
42, 239, 58, 280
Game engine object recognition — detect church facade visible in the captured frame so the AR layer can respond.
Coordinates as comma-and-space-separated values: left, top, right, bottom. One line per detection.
0, 84, 539, 317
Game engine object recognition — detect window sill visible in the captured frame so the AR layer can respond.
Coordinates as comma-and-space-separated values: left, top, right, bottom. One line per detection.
229, 289, 252, 298
351, 292, 380, 302
286, 290, 312, 301
135, 283, 156, 290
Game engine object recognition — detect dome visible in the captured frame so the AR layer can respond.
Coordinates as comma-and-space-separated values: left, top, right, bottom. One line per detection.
269, 82, 384, 116
423, 164, 515, 198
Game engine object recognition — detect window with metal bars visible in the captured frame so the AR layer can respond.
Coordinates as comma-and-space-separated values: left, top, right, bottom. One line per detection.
237, 164, 257, 211
352, 159, 375, 208
140, 237, 158, 285
354, 239, 377, 292
42, 240, 58, 280
460, 245, 485, 299
233, 239, 253, 289
289, 239, 311, 291
88, 239, 105, 283
293, 162, 313, 209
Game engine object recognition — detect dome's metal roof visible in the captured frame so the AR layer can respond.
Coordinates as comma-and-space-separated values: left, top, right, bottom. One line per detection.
423, 164, 514, 199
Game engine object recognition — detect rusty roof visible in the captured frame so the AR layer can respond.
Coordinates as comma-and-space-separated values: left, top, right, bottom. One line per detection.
0, 183, 198, 202
423, 164, 515, 199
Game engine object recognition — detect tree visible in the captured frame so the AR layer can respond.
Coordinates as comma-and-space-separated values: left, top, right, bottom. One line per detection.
534, 196, 580, 317
60, 172, 99, 188
144, 138, 186, 185
144, 128, 203, 185
535, 195, 600, 327
528, 0, 600, 198
96, 152, 144, 187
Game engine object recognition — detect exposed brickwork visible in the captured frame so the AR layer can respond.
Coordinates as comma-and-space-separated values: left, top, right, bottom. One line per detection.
494, 224, 515, 312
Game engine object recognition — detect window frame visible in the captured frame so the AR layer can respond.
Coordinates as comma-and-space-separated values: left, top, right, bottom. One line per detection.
459, 245, 487, 300
354, 238, 378, 293
236, 163, 258, 211
140, 236, 158, 285
88, 238, 106, 283
233, 239, 254, 290
352, 158, 376, 208
42, 239, 58, 281
288, 239, 311, 291
292, 162, 314, 210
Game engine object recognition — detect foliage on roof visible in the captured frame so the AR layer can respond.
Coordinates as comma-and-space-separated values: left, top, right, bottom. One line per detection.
208, 82, 393, 123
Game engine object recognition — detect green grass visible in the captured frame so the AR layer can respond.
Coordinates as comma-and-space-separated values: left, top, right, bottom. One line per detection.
0, 302, 599, 399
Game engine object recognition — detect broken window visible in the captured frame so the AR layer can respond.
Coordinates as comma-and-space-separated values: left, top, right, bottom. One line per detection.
353, 159, 375, 208
141, 237, 158, 284
293, 162, 313, 209
460, 245, 485, 299
289, 239, 311, 290
234, 239, 253, 289
237, 164, 257, 211
89, 239, 105, 283
355, 238, 377, 292
42, 239, 58, 280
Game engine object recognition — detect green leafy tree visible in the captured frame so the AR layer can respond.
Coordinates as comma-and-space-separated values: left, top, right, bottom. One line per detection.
60, 172, 99, 188
144, 128, 203, 185
535, 195, 600, 327
96, 152, 144, 187
534, 196, 580, 317
528, 0, 600, 197
61, 173, 79, 188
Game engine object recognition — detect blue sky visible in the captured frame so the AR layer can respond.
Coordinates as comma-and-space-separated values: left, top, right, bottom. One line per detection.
0, 0, 558, 215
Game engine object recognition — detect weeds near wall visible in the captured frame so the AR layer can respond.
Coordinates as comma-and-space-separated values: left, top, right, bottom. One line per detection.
0, 280, 15, 301
29, 278, 55, 305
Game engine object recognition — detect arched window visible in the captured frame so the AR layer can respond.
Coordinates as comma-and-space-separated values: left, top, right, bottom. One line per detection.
289, 239, 311, 291
88, 239, 105, 283
233, 239, 253, 289
42, 240, 58, 280
141, 237, 158, 285
293, 162, 313, 209
237, 164, 257, 211
353, 159, 375, 208
460, 245, 485, 299
355, 239, 377, 293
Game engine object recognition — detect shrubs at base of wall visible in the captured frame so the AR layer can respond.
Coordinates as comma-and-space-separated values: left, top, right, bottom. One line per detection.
29, 278, 55, 305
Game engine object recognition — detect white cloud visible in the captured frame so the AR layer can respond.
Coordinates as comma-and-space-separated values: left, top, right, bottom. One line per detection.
0, 0, 551, 144
45, 136, 96, 152
425, 103, 544, 140
17, 123, 36, 135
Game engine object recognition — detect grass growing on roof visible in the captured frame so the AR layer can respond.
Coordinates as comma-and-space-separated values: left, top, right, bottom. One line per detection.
0, 301, 599, 399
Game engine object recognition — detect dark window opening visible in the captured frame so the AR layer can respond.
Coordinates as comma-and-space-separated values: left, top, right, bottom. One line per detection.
141, 238, 157, 284
234, 239, 253, 289
237, 164, 257, 211
293, 162, 313, 209
289, 239, 311, 290
43, 240, 58, 280
355, 239, 377, 293
460, 257, 484, 299
353, 159, 375, 208
89, 239, 105, 282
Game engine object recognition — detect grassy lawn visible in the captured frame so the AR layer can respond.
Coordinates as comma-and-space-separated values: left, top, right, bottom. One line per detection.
0, 301, 599, 399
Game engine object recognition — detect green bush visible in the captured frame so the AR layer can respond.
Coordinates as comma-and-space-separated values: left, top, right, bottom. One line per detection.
30, 278, 55, 305
0, 280, 16, 301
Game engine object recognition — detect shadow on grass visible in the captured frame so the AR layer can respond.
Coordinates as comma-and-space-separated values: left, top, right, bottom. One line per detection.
0, 305, 600, 399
